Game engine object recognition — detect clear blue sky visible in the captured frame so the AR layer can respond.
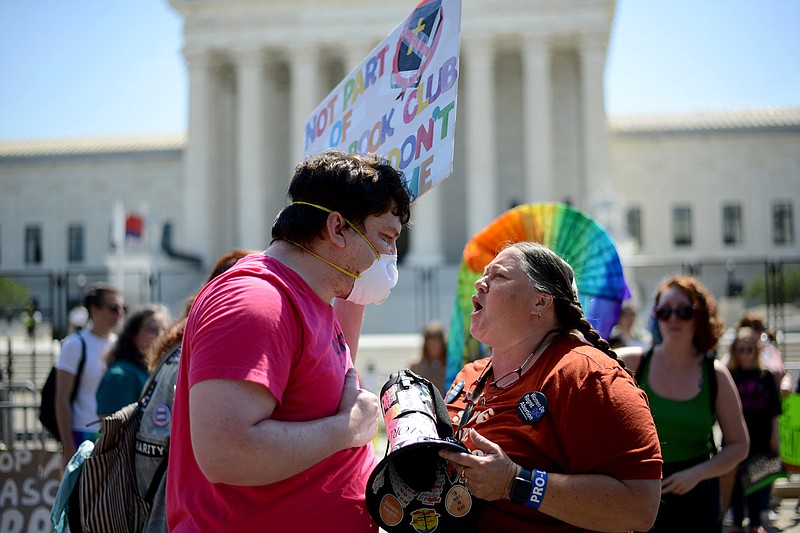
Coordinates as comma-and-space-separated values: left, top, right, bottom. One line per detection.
1, 0, 798, 140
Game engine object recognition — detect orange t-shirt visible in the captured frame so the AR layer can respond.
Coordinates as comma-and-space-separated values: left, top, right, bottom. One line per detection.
445, 335, 662, 532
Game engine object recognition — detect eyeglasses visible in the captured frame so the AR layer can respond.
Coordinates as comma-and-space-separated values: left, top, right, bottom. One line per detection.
490, 329, 559, 389
654, 305, 695, 321
453, 331, 559, 436
143, 324, 162, 335
491, 350, 538, 389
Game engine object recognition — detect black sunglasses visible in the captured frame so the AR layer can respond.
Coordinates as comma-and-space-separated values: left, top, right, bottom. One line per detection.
654, 305, 695, 321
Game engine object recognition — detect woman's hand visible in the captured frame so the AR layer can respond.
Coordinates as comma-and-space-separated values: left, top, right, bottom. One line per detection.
660, 467, 702, 495
438, 428, 518, 501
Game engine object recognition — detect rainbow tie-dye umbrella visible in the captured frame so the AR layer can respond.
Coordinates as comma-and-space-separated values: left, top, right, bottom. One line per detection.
445, 202, 630, 388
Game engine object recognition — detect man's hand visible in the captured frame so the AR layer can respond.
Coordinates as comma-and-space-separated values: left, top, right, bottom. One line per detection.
336, 369, 380, 449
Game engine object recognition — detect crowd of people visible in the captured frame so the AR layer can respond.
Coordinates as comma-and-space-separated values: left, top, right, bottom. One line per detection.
44, 149, 796, 533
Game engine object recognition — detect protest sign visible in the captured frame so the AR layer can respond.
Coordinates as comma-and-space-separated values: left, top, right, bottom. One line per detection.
303, 0, 461, 202
0, 449, 61, 533
779, 393, 800, 472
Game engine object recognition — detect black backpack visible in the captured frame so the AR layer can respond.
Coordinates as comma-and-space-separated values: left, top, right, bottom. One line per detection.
39, 332, 86, 442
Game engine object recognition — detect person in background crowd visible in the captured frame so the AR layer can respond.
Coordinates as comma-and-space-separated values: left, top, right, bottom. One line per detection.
608, 301, 650, 349
441, 242, 662, 532
23, 298, 42, 341
619, 275, 749, 533
736, 311, 792, 396
95, 304, 169, 417
726, 327, 781, 533
55, 282, 124, 469
167, 150, 412, 532
410, 320, 448, 394
68, 305, 89, 333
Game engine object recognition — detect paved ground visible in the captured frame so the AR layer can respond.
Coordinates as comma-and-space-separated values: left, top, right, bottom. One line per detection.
726, 497, 800, 532
718, 476, 800, 532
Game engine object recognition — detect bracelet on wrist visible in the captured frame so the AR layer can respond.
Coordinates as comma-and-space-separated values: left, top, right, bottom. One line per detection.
525, 469, 548, 509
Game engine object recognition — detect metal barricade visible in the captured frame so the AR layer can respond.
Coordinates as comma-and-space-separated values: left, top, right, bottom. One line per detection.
0, 381, 50, 450
0, 380, 61, 533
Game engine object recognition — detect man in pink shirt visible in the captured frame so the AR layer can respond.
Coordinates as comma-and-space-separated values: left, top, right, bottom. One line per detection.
167, 150, 412, 532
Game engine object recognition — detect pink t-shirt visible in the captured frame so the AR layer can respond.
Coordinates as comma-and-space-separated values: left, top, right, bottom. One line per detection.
167, 254, 377, 533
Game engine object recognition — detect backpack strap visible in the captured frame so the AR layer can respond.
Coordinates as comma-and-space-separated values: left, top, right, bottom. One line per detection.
137, 342, 180, 506
634, 347, 654, 386
71, 332, 87, 403
144, 454, 169, 504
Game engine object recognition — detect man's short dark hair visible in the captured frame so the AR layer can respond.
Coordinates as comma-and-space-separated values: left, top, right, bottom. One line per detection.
83, 282, 120, 310
271, 150, 412, 246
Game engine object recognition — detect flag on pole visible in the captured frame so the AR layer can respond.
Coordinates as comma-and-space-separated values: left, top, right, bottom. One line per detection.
112, 199, 125, 291
125, 213, 144, 242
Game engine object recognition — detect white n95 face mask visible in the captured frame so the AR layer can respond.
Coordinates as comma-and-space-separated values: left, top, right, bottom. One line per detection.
346, 254, 399, 305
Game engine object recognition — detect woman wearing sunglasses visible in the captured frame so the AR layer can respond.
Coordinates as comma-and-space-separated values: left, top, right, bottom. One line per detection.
619, 275, 749, 532
440, 242, 663, 532
96, 305, 170, 417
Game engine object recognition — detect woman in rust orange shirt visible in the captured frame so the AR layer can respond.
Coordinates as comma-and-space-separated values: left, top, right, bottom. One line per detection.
440, 242, 662, 532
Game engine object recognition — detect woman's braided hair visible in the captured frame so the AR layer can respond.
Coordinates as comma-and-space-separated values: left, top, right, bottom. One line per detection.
508, 241, 628, 372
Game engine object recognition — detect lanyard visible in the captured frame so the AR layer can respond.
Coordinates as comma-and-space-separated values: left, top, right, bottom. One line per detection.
454, 363, 493, 437
454, 329, 561, 436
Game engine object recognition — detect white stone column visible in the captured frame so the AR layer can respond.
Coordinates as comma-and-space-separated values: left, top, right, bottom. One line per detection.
235, 48, 267, 249
345, 43, 373, 73
261, 56, 284, 235
579, 34, 611, 212
463, 37, 497, 238
522, 36, 553, 204
183, 49, 214, 265
404, 185, 444, 266
288, 44, 320, 164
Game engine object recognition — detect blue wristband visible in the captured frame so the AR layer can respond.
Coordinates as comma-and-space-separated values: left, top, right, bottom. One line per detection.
525, 469, 548, 509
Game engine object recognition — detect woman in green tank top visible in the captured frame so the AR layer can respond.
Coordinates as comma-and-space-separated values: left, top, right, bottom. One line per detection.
619, 276, 749, 533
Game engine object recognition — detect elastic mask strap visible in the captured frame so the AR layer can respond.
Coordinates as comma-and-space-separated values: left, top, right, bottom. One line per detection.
293, 201, 380, 259
286, 240, 359, 279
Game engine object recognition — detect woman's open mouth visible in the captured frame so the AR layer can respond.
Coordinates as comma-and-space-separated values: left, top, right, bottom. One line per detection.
472, 296, 483, 312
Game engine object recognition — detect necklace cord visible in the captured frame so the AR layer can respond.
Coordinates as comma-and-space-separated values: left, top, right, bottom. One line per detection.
490, 328, 562, 388
454, 328, 562, 437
